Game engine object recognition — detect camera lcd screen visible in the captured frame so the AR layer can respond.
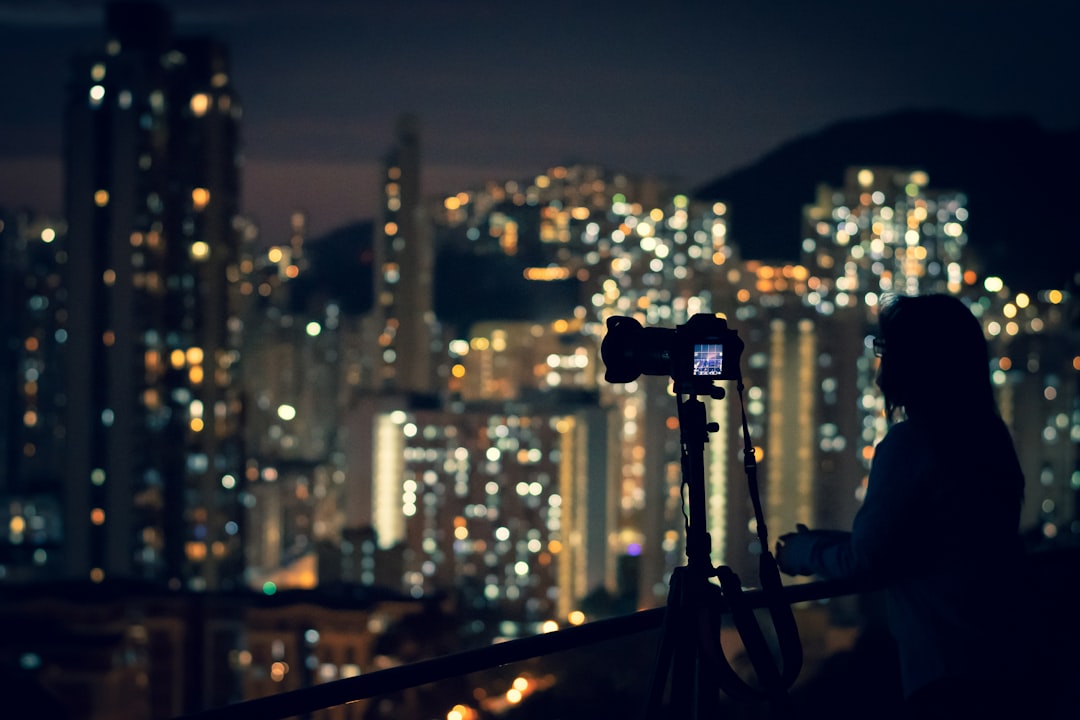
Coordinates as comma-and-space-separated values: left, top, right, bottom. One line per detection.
693, 343, 724, 376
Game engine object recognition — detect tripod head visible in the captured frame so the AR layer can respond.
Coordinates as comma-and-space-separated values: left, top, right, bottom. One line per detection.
673, 377, 727, 400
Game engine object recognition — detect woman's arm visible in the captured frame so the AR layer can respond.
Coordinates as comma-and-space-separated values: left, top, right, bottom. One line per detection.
778, 422, 926, 580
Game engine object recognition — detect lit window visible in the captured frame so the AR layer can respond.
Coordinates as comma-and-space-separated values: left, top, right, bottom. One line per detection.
188, 93, 209, 116
191, 187, 210, 210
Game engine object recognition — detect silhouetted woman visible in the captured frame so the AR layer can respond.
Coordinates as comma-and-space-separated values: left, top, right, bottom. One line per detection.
776, 293, 1028, 718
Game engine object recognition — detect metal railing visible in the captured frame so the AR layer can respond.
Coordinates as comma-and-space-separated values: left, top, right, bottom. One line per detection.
169, 559, 974, 720
175, 545, 1080, 720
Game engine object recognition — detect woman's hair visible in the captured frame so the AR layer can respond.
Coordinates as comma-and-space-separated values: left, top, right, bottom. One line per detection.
876, 293, 996, 421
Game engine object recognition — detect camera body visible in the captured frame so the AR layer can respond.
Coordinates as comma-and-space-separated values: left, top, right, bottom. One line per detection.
601, 313, 744, 385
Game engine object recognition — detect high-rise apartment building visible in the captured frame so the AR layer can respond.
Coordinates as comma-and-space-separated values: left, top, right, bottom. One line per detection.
369, 114, 438, 395
801, 166, 974, 304
358, 396, 610, 628
796, 165, 980, 505
237, 215, 351, 589
987, 292, 1079, 536
0, 212, 69, 581
62, 2, 245, 589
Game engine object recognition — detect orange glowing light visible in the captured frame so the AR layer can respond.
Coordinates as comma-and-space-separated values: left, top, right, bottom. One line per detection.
191, 187, 210, 210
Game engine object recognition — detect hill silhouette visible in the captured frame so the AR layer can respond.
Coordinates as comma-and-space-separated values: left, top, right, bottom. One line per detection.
694, 109, 1080, 292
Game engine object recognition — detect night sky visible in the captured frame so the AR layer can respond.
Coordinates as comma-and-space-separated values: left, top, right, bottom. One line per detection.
2, 0, 1078, 239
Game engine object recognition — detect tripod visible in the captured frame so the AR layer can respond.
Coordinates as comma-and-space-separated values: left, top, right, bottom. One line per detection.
644, 380, 802, 720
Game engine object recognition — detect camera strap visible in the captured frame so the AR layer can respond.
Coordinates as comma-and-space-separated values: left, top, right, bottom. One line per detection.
702, 380, 803, 703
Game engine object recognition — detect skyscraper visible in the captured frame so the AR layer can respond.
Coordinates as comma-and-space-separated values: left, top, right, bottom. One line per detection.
0, 211, 68, 582
369, 114, 438, 395
62, 2, 245, 589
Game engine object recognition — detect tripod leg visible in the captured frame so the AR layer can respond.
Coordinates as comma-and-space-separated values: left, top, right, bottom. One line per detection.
645, 568, 723, 720
685, 576, 721, 720
646, 568, 685, 718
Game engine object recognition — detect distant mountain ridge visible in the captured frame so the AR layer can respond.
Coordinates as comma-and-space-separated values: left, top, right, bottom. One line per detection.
694, 109, 1080, 292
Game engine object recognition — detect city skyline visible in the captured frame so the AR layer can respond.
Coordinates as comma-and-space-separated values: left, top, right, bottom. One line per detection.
1, 4, 1078, 715
0, 5, 1075, 720
3, 0, 1080, 237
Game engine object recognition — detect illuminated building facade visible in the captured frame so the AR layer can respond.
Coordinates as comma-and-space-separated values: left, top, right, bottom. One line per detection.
239, 304, 349, 587
0, 212, 69, 581
450, 320, 600, 402
232, 211, 355, 590
359, 397, 610, 629
986, 291, 1079, 536
62, 3, 246, 589
801, 166, 974, 304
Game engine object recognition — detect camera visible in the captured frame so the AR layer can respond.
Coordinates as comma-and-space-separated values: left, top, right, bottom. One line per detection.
601, 313, 744, 384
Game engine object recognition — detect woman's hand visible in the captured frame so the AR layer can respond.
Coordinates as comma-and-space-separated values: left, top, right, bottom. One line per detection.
776, 524, 817, 576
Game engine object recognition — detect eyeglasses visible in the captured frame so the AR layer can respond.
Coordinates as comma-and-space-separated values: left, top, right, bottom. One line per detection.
872, 337, 886, 357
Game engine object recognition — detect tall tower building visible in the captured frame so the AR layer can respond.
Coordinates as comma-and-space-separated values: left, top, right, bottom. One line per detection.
0, 212, 69, 581
62, 2, 245, 589
370, 114, 437, 395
